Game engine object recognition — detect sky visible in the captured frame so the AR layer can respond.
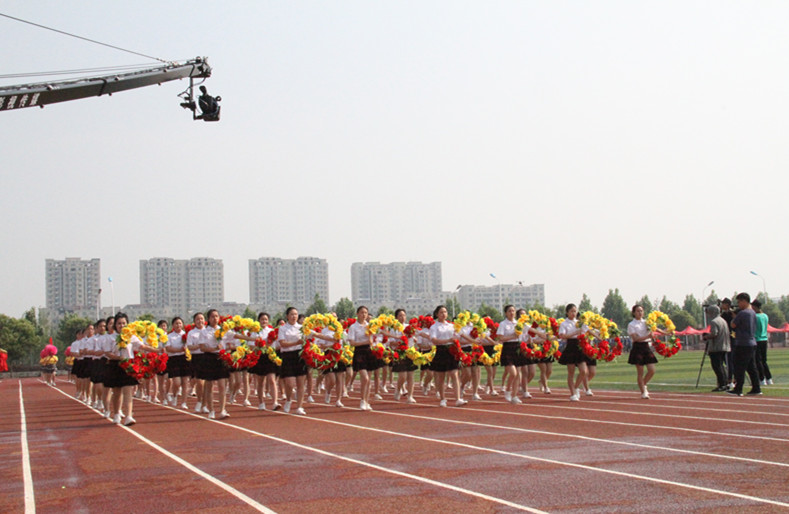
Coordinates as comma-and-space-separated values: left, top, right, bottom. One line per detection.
1, 1, 788, 317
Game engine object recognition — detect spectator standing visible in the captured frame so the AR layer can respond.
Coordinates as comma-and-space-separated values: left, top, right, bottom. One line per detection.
727, 293, 762, 396
751, 300, 773, 385
702, 305, 730, 391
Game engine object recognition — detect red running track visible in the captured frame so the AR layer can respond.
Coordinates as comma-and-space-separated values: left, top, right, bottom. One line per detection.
2, 377, 788, 513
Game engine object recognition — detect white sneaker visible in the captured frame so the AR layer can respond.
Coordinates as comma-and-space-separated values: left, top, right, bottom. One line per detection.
180, 403, 188, 410
307, 395, 315, 404
511, 396, 523, 405
166, 393, 174, 404
295, 407, 306, 415
761, 379, 767, 386
544, 387, 552, 394
201, 406, 210, 414
112, 413, 122, 424
324, 393, 332, 404
641, 392, 650, 399
406, 396, 417, 404
439, 399, 447, 407
574, 388, 581, 398
153, 397, 161, 404
122, 416, 136, 426
360, 400, 367, 410
258, 403, 267, 411
504, 391, 512, 402
768, 379, 774, 385
472, 394, 482, 401
375, 393, 383, 400
194, 402, 202, 413
208, 411, 216, 419
218, 410, 229, 419
343, 391, 350, 398
243, 399, 252, 406
283, 401, 292, 413
585, 389, 594, 396
393, 391, 401, 401
522, 392, 532, 399
335, 400, 344, 408
365, 403, 374, 411
569, 394, 579, 402
455, 399, 468, 407
103, 410, 111, 419
382, 386, 389, 393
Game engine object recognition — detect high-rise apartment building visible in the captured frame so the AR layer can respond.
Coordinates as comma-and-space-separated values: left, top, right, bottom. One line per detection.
249, 257, 329, 311
351, 261, 442, 309
457, 283, 545, 312
139, 257, 223, 313
45, 258, 101, 313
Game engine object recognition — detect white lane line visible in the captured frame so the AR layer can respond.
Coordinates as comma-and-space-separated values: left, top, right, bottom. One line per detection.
301, 399, 789, 469
47, 386, 275, 514
18, 382, 36, 514
587, 389, 789, 408
470, 397, 789, 428
146, 402, 545, 513
239, 402, 789, 509
590, 381, 789, 393
565, 395, 789, 418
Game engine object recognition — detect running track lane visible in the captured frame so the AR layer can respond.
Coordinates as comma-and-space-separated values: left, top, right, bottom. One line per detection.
131, 385, 788, 512
38, 379, 546, 513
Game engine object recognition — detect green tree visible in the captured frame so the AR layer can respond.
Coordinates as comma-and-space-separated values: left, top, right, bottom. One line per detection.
601, 288, 630, 328
376, 305, 394, 316
333, 297, 355, 320
636, 295, 653, 314
0, 314, 40, 367
777, 295, 789, 322
760, 298, 786, 327
137, 313, 155, 322
242, 306, 257, 319
55, 313, 93, 349
550, 304, 566, 318
703, 290, 720, 307
682, 294, 703, 326
671, 310, 697, 332
477, 303, 502, 323
306, 294, 329, 315
658, 297, 681, 318
578, 294, 597, 314
444, 296, 462, 319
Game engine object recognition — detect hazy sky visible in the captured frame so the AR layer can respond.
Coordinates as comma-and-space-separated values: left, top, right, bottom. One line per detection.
2, 1, 787, 317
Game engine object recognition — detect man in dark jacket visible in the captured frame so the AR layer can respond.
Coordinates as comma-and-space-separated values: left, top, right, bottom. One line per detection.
728, 293, 762, 396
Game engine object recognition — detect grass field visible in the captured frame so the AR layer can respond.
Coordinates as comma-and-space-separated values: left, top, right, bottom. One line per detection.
552, 346, 789, 396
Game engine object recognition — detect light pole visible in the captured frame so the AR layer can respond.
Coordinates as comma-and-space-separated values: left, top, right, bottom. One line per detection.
452, 284, 462, 319
750, 271, 767, 300
108, 276, 115, 315
702, 280, 714, 327
490, 273, 502, 314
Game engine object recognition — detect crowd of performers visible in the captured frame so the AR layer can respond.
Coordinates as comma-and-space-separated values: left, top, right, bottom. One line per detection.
55, 303, 679, 426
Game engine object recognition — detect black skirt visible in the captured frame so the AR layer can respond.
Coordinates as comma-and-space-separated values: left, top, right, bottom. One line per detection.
628, 341, 658, 366
352, 344, 376, 372
585, 356, 597, 367
500, 341, 520, 367
558, 339, 586, 366
392, 357, 417, 373
166, 354, 191, 378
249, 352, 279, 376
191, 353, 207, 380
280, 350, 307, 377
202, 353, 230, 381
90, 358, 108, 384
430, 345, 459, 372
104, 360, 138, 388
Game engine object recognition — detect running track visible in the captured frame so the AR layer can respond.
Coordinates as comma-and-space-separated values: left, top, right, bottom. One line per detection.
2, 378, 788, 513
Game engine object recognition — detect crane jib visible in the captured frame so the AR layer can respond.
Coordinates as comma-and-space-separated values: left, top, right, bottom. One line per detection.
0, 58, 212, 112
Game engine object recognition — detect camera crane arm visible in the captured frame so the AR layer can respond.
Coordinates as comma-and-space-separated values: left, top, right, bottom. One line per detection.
0, 56, 217, 120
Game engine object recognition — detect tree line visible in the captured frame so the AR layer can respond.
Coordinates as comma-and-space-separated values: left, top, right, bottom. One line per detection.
2, 289, 787, 370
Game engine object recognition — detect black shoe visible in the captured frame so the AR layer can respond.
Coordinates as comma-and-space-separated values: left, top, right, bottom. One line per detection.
726, 390, 743, 397
746, 390, 763, 396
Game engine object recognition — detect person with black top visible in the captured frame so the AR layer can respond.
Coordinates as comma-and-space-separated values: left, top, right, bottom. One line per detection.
728, 293, 762, 396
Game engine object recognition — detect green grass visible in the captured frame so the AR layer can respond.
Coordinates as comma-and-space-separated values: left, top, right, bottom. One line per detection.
556, 346, 789, 397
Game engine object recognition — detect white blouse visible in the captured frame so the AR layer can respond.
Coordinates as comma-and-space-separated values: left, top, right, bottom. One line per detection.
417, 328, 432, 350
119, 335, 144, 360
167, 330, 186, 355
347, 322, 370, 345
429, 320, 455, 346
559, 319, 587, 339
277, 322, 303, 353
186, 327, 204, 354
498, 319, 518, 342
628, 319, 652, 342
201, 325, 224, 353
